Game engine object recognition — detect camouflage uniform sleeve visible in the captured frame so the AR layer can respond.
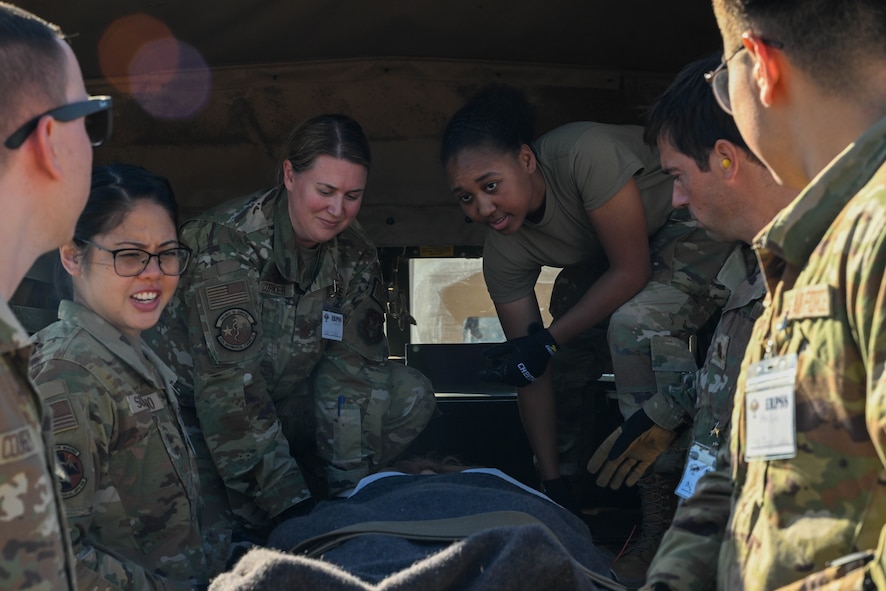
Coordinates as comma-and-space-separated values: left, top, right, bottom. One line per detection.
338, 241, 390, 362
854, 218, 886, 591
30, 362, 177, 591
181, 225, 308, 520
0, 347, 75, 590
644, 440, 733, 590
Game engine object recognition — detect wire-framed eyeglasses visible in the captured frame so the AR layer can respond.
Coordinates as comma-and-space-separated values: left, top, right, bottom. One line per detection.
704, 35, 784, 115
81, 240, 192, 277
4, 95, 113, 150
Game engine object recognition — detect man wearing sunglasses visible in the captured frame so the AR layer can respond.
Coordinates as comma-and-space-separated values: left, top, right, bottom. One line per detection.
642, 1, 886, 590
0, 3, 112, 589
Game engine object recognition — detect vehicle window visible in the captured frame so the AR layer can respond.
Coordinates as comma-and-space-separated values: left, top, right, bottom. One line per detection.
409, 258, 557, 343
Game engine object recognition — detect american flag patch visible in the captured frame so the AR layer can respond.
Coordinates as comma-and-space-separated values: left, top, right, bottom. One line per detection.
50, 399, 79, 434
206, 280, 249, 310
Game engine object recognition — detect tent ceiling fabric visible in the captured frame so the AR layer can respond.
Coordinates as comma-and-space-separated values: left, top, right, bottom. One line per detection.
19, 0, 721, 78
14, 1, 724, 247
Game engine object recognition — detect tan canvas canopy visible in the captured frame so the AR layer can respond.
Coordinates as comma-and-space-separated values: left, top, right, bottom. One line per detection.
17, 0, 722, 246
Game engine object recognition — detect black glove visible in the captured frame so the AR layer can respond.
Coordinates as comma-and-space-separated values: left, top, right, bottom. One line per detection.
480, 323, 559, 387
586, 409, 677, 489
542, 477, 582, 517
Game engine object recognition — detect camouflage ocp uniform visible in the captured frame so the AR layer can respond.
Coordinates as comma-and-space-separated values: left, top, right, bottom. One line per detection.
642, 245, 764, 453
645, 113, 886, 591
0, 298, 76, 590
147, 186, 435, 539
607, 209, 738, 422
29, 300, 209, 590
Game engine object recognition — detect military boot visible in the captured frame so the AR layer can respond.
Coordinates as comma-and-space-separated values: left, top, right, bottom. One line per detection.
611, 472, 679, 587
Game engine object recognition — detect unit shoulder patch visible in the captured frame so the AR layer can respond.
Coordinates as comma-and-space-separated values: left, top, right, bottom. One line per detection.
55, 443, 87, 498
216, 308, 258, 351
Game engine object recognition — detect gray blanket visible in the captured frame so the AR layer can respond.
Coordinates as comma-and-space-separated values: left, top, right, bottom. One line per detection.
210, 472, 613, 590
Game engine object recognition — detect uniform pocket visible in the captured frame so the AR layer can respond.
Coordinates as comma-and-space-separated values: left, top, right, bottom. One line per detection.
332, 403, 362, 465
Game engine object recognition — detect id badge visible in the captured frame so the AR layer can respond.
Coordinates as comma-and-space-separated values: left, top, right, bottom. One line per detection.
321, 305, 344, 341
744, 353, 798, 461
675, 442, 716, 499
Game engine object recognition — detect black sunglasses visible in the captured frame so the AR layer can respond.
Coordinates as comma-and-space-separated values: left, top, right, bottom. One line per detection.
4, 95, 113, 150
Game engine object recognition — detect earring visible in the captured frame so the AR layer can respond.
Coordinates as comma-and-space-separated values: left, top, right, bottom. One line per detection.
722, 158, 731, 169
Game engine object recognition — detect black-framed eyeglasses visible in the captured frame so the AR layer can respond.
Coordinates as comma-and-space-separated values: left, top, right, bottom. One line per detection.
704, 36, 784, 115
80, 240, 191, 277
4, 95, 113, 150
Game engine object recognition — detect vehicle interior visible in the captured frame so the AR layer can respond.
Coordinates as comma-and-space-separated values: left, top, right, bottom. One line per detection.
14, 0, 726, 555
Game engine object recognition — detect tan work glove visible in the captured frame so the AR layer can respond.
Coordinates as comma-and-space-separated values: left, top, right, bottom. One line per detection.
586, 409, 677, 489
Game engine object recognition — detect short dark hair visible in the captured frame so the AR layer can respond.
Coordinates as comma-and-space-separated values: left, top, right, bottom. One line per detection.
282, 114, 371, 175
55, 163, 179, 299
644, 53, 757, 172
0, 3, 67, 150
713, 0, 886, 96
439, 84, 536, 166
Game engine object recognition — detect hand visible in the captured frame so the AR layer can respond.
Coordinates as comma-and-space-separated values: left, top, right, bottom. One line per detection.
586, 409, 677, 489
541, 477, 583, 517
480, 323, 559, 387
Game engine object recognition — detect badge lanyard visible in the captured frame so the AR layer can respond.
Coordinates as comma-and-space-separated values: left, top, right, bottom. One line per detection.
321, 239, 344, 341
676, 400, 736, 499
675, 442, 717, 499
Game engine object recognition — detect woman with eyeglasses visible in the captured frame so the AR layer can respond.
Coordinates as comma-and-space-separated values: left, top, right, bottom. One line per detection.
28, 164, 211, 590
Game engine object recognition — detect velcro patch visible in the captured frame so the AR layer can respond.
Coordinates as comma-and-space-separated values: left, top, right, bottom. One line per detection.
215, 308, 257, 351
50, 398, 79, 434
55, 443, 87, 498
206, 280, 249, 310
260, 281, 294, 297
710, 333, 731, 370
360, 308, 386, 345
786, 284, 833, 320
126, 392, 166, 414
0, 425, 40, 466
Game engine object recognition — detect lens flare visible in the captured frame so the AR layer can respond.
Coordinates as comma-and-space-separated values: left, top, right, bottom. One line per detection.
98, 13, 212, 120
98, 14, 172, 93
129, 38, 212, 120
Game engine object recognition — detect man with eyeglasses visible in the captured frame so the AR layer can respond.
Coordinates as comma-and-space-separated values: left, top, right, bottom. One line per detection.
585, 53, 797, 589
642, 1, 886, 590
0, 3, 112, 589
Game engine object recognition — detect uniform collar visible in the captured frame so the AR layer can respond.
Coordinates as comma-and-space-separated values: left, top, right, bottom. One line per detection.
272, 185, 336, 291
57, 299, 172, 388
0, 296, 32, 354
755, 113, 886, 268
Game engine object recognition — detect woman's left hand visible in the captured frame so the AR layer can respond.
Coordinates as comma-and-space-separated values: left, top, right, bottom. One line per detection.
479, 323, 559, 387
